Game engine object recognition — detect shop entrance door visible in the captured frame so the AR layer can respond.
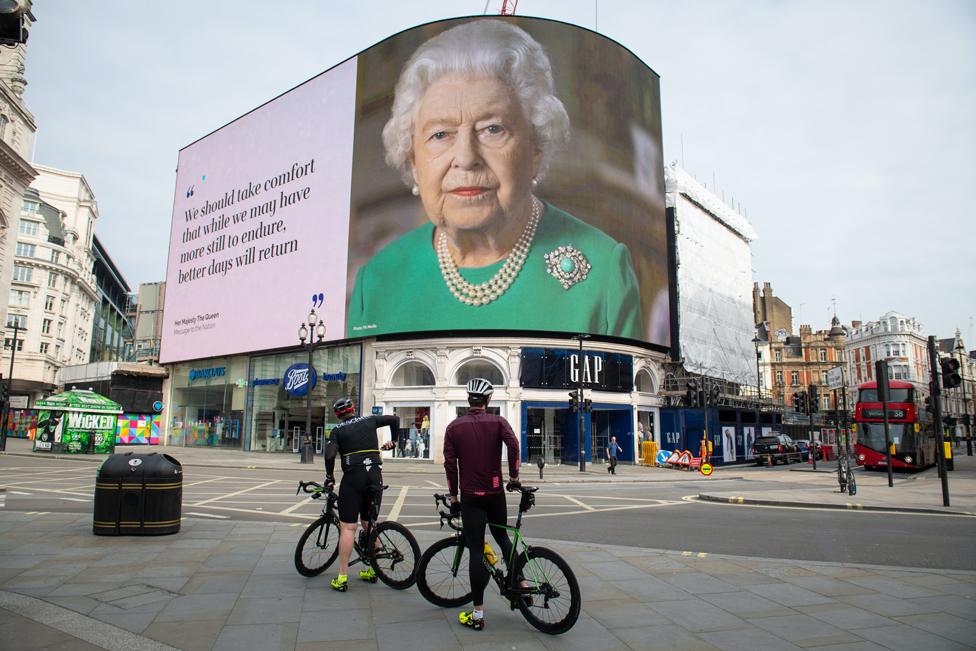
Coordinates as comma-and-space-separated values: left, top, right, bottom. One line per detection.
525, 408, 562, 465
591, 409, 634, 462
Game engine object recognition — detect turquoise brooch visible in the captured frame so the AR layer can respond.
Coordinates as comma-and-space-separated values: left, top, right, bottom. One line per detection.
544, 245, 591, 289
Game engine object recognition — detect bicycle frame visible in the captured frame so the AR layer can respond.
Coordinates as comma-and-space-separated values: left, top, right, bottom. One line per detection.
433, 490, 551, 607
298, 480, 384, 569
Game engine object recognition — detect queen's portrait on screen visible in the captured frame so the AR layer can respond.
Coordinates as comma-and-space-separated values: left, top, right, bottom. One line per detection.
346, 19, 644, 340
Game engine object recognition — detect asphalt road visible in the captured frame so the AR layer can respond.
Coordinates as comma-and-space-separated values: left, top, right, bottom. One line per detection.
2, 455, 974, 570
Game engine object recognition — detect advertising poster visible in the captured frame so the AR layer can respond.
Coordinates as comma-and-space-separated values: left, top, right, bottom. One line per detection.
743, 426, 755, 460
722, 425, 736, 462
162, 16, 668, 364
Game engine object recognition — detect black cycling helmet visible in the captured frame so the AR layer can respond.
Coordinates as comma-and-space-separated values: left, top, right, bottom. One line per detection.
333, 397, 355, 419
466, 378, 494, 398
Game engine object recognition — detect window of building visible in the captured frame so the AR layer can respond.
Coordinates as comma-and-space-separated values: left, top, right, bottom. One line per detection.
6, 314, 26, 329
44, 295, 55, 311
454, 360, 504, 387
60, 298, 67, 314
19, 220, 39, 236
9, 289, 29, 307
791, 371, 799, 386
391, 361, 435, 386
12, 264, 32, 282
3, 338, 24, 351
775, 350, 782, 362
47, 271, 58, 288
16, 242, 35, 257
776, 371, 783, 385
39, 342, 49, 354
21, 200, 39, 214
635, 369, 655, 393
821, 371, 828, 384
819, 350, 827, 362
822, 396, 830, 411
41, 319, 51, 334
50, 250, 60, 265
0, 114, 7, 140
55, 344, 61, 356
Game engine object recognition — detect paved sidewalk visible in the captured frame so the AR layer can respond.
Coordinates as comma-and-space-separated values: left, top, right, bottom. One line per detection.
1, 510, 975, 651
698, 451, 976, 517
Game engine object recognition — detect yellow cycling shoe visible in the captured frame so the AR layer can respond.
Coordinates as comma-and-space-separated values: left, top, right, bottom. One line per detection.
330, 576, 348, 592
359, 567, 378, 583
458, 610, 485, 631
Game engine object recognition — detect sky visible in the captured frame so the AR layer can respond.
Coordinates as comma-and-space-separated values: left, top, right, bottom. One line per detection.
20, 0, 976, 343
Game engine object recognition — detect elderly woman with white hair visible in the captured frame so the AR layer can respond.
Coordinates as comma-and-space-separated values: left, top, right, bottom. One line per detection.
347, 19, 643, 340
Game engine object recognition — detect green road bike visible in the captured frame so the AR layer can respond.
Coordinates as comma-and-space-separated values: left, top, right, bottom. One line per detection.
294, 480, 420, 589
416, 485, 581, 635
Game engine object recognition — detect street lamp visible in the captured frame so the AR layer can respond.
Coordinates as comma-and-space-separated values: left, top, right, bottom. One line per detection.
572, 333, 590, 472
752, 335, 762, 447
298, 309, 326, 464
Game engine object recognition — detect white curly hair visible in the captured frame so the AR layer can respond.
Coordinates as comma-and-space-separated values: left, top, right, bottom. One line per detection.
381, 19, 571, 187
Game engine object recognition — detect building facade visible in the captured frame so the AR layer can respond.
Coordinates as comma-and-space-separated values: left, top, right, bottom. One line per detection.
131, 281, 165, 364
0, 19, 38, 344
937, 330, 974, 441
845, 311, 929, 396
2, 165, 100, 403
89, 234, 133, 363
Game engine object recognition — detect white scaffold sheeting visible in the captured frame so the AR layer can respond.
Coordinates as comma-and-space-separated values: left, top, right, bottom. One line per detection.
667, 164, 757, 385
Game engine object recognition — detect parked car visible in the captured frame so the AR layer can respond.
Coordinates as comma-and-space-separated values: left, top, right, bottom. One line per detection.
752, 434, 802, 465
796, 440, 822, 462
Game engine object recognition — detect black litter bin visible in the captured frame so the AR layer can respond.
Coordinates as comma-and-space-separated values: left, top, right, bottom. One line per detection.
93, 452, 182, 535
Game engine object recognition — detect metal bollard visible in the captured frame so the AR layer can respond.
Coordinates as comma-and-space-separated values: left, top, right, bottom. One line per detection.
537, 456, 545, 480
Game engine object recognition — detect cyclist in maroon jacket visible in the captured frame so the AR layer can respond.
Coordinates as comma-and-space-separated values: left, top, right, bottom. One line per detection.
444, 378, 520, 631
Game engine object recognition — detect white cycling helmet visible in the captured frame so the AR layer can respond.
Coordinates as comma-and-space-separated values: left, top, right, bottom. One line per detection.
466, 378, 494, 398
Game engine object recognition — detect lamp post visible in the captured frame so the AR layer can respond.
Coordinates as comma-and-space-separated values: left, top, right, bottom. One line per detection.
298, 309, 326, 464
573, 334, 590, 472
752, 335, 762, 440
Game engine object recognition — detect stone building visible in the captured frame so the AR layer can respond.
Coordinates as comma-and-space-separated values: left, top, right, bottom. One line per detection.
2, 165, 100, 403
845, 311, 929, 394
0, 15, 38, 341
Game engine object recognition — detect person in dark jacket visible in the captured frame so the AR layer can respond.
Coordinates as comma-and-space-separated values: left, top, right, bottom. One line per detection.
324, 397, 397, 592
444, 378, 520, 631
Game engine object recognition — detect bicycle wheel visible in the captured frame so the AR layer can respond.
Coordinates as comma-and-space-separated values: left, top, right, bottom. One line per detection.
417, 536, 472, 607
514, 546, 581, 635
847, 470, 857, 496
369, 521, 420, 590
295, 516, 339, 577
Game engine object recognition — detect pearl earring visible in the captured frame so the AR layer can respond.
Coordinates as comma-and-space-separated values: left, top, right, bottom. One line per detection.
411, 185, 419, 196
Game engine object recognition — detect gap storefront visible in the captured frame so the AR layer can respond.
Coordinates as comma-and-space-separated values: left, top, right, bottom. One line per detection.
166, 343, 362, 452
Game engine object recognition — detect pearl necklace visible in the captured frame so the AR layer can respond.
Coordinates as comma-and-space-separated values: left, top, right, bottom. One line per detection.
437, 198, 542, 306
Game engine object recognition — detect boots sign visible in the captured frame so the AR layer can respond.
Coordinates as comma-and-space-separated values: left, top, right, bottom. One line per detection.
519, 348, 633, 392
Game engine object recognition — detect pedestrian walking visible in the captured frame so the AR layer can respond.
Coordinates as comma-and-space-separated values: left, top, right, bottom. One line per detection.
606, 435, 622, 474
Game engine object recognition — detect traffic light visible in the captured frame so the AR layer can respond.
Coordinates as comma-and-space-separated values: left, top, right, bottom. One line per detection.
583, 398, 593, 413
686, 380, 699, 407
568, 390, 578, 413
793, 392, 807, 414
941, 358, 962, 389
0, 2, 28, 46
924, 396, 934, 414
808, 385, 819, 413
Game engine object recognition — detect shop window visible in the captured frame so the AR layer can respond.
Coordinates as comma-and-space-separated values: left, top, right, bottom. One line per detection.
454, 360, 503, 386
635, 369, 655, 393
392, 361, 435, 386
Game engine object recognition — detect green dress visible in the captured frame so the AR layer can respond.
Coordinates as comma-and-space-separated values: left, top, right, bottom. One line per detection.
347, 202, 644, 340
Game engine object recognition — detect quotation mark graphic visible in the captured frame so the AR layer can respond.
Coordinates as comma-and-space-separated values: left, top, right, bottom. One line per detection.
311, 293, 324, 308
186, 185, 194, 198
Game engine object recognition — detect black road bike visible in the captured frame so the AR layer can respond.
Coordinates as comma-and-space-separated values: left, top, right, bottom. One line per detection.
294, 480, 420, 589
416, 484, 581, 635
837, 455, 857, 496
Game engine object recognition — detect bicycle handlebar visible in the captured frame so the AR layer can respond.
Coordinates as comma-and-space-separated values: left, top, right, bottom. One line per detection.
296, 480, 330, 499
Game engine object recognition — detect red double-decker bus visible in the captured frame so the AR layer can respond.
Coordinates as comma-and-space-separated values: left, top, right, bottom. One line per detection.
853, 380, 935, 471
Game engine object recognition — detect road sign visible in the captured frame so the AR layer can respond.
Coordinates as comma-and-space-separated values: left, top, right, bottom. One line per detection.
699, 463, 714, 476
826, 366, 844, 390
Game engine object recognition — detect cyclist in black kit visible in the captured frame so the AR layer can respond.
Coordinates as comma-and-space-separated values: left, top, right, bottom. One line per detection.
444, 378, 520, 631
325, 397, 397, 592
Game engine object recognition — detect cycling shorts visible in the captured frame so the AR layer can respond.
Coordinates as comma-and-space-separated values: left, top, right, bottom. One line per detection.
337, 465, 383, 524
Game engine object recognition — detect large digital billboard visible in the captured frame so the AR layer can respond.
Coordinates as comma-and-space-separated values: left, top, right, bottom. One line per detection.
161, 16, 669, 365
